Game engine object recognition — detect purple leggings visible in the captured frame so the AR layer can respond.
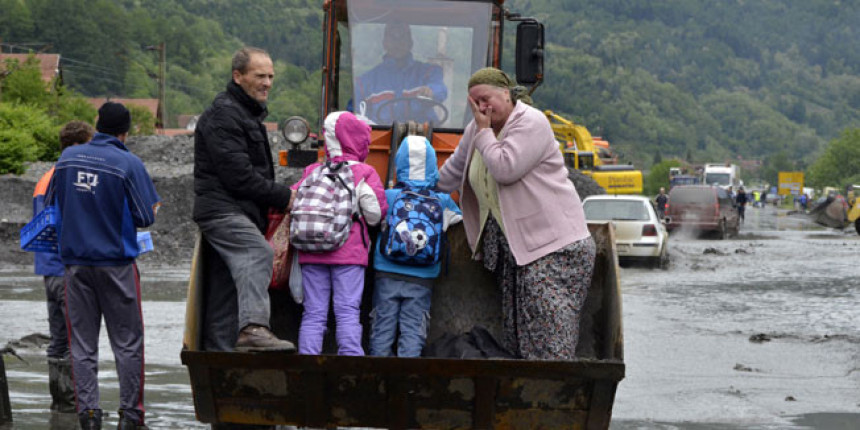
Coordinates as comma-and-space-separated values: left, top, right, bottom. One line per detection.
298, 264, 365, 355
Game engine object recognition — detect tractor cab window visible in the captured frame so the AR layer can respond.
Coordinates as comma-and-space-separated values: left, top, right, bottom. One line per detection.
578, 152, 595, 170
346, 0, 492, 129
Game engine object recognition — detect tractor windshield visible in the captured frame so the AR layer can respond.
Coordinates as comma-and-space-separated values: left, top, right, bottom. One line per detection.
346, 0, 493, 129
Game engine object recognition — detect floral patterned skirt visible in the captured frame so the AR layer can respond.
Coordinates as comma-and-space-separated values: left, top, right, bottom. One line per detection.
481, 216, 596, 360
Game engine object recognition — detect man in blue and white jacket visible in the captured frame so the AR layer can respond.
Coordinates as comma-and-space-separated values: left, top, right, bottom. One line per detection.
51, 102, 161, 430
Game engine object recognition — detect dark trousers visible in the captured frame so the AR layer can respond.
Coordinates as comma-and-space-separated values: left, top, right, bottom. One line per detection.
199, 237, 239, 351
43, 276, 69, 359
65, 264, 145, 423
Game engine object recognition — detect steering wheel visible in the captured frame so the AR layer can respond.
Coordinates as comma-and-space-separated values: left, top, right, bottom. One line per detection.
372, 96, 449, 125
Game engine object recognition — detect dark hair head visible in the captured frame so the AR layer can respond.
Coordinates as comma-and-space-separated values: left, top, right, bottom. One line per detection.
96, 102, 131, 136
232, 47, 269, 73
59, 121, 95, 150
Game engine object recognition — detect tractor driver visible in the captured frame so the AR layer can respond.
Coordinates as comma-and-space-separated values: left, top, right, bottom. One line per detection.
353, 22, 448, 125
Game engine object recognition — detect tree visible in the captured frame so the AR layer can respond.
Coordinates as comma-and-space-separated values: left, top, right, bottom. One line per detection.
1, 57, 49, 106
128, 104, 156, 136
806, 128, 860, 189
0, 103, 57, 174
759, 151, 795, 187
644, 159, 682, 196
0, 55, 97, 168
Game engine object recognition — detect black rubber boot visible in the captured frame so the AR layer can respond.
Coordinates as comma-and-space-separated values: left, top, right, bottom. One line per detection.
47, 357, 60, 411
117, 409, 149, 429
79, 409, 103, 430
54, 358, 76, 413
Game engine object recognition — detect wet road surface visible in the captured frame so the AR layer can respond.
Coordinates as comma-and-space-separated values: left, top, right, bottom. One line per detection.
611, 205, 860, 429
1, 205, 858, 429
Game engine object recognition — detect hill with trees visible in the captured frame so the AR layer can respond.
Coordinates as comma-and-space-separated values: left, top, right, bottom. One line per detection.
1, 0, 858, 185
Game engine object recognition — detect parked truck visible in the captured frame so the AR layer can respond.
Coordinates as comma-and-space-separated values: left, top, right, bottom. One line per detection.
669, 166, 700, 189
703, 163, 741, 190
181, 1, 625, 428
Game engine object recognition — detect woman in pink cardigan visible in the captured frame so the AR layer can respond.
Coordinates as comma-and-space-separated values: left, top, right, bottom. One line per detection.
437, 68, 596, 360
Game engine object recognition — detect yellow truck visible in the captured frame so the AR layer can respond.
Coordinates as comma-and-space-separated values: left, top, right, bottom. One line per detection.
546, 110, 643, 195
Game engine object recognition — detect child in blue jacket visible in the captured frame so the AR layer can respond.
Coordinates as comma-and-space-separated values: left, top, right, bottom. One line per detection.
370, 135, 462, 357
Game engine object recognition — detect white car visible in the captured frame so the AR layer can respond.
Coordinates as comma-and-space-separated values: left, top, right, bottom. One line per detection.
582, 195, 669, 268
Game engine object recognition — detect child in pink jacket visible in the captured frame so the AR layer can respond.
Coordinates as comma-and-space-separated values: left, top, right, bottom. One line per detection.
291, 111, 387, 355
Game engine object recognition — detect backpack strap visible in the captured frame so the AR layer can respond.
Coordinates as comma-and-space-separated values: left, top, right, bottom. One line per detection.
327, 161, 368, 249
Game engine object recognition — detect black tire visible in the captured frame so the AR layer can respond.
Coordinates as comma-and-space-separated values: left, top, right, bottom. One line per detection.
718, 220, 728, 240
652, 247, 669, 270
729, 220, 740, 238
568, 169, 606, 201
855, 219, 860, 236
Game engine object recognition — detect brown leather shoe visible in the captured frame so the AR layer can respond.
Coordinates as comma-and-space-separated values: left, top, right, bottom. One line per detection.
235, 325, 297, 352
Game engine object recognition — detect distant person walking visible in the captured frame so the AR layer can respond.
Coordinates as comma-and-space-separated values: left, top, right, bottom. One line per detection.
736, 186, 748, 223
799, 193, 808, 211
32, 120, 94, 414
51, 102, 161, 429
655, 187, 668, 219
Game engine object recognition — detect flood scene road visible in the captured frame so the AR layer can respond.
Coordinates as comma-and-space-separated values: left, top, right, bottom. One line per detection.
1, 204, 858, 429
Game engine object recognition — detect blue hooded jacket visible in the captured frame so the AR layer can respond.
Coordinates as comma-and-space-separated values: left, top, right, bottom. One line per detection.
373, 136, 461, 278
52, 133, 161, 266
32, 167, 64, 276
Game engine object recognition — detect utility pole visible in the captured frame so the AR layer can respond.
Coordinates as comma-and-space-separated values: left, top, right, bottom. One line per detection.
146, 42, 166, 132
157, 42, 166, 132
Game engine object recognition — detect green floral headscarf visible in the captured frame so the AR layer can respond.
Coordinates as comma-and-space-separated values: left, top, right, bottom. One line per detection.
467, 67, 533, 106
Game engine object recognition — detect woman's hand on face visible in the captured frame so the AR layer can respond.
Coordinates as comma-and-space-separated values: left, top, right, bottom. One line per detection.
468, 95, 492, 130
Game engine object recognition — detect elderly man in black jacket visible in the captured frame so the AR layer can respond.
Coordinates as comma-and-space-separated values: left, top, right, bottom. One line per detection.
193, 47, 295, 352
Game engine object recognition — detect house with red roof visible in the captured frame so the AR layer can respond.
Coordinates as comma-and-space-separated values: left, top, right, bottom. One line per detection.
0, 53, 62, 87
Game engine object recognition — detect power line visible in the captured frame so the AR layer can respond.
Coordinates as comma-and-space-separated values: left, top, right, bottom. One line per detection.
60, 57, 124, 77
5, 42, 220, 98
61, 68, 149, 93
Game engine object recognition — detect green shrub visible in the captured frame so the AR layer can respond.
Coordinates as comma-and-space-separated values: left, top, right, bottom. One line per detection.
0, 102, 59, 173
128, 104, 156, 136
644, 159, 683, 196
0, 128, 38, 175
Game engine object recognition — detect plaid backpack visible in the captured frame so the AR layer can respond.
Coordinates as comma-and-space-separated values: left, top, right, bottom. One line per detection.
382, 188, 444, 266
290, 161, 362, 252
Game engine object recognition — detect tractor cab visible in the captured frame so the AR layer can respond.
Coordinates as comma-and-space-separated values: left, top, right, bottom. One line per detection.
281, 0, 544, 185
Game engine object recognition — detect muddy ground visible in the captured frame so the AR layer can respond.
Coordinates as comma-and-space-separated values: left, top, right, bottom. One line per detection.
1, 137, 859, 429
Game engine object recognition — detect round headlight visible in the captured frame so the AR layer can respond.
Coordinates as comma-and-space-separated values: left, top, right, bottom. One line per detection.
281, 116, 310, 145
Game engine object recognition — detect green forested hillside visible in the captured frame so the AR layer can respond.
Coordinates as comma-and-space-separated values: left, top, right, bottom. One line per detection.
2, 0, 858, 180
515, 0, 859, 172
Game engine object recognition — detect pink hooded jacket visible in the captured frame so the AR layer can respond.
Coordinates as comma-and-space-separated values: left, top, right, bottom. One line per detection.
292, 111, 387, 266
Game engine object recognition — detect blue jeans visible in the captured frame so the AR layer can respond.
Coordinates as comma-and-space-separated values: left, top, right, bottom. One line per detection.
369, 276, 432, 357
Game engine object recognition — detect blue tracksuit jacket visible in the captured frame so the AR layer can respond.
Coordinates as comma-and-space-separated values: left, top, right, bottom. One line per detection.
51, 133, 161, 266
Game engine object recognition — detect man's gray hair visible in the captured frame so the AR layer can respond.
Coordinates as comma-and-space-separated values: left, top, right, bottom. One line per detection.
232, 47, 269, 73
